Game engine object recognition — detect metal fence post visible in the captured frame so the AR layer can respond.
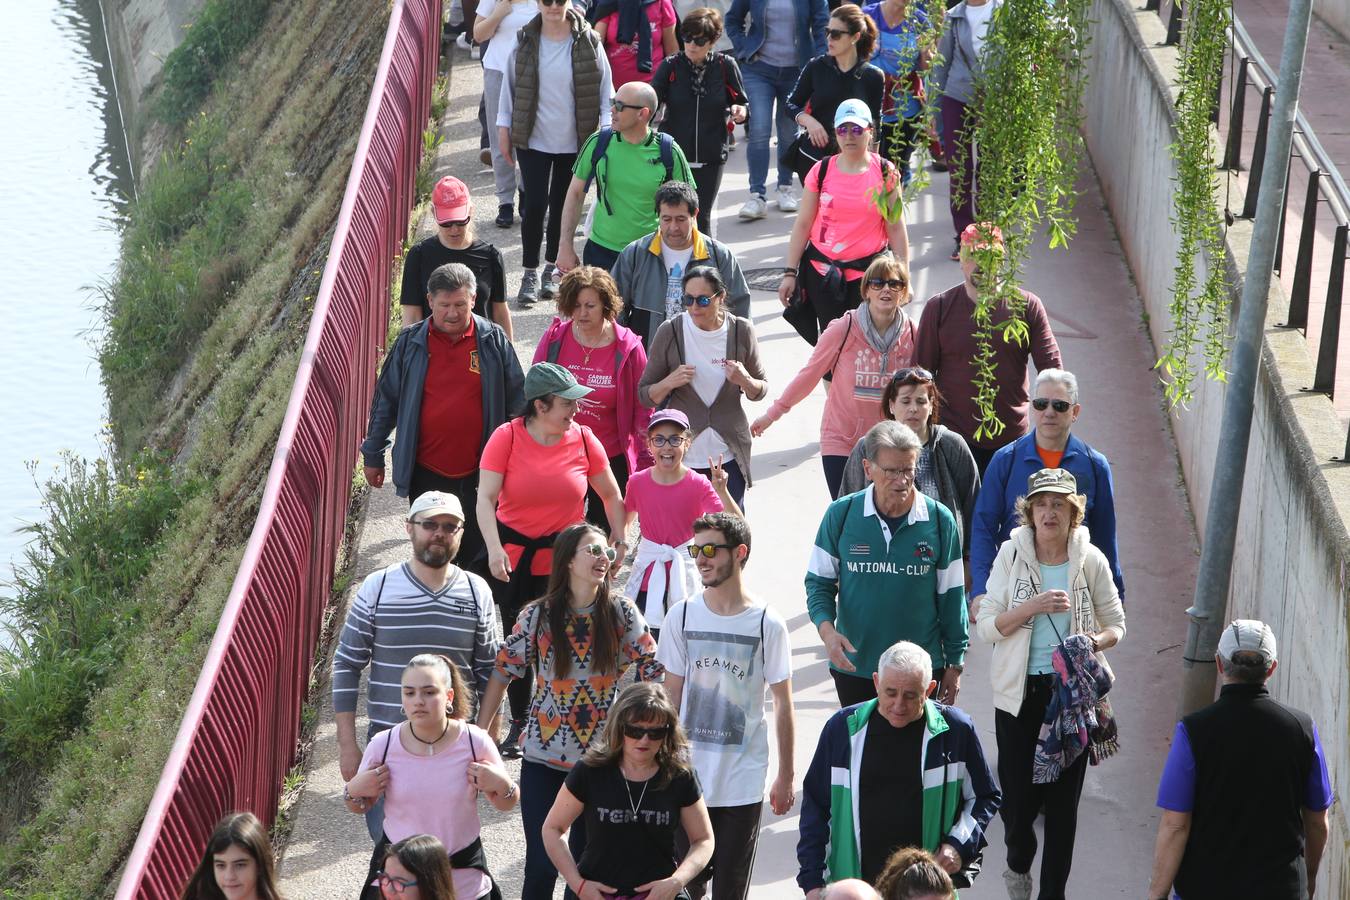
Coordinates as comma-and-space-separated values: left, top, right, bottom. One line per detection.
1221, 56, 1249, 170
1241, 86, 1275, 218
1166, 0, 1184, 45
1285, 169, 1322, 329
1313, 224, 1347, 394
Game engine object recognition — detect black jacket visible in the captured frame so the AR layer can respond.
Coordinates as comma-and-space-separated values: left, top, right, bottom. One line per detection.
652, 52, 747, 166
786, 53, 885, 130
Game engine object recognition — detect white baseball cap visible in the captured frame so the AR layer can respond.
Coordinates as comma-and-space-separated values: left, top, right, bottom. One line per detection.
1217, 618, 1277, 666
407, 491, 464, 522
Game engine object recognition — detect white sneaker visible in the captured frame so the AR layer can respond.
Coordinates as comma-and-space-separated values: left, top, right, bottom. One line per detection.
1002, 869, 1032, 900
738, 195, 767, 220
776, 184, 800, 212
456, 33, 472, 50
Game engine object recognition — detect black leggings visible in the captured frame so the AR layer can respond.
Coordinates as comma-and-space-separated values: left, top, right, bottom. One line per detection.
517, 147, 576, 269
879, 116, 923, 183
584, 453, 630, 535
691, 162, 725, 236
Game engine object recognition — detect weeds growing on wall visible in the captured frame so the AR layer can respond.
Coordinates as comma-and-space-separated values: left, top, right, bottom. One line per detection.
1157, 0, 1232, 405
155, 0, 275, 126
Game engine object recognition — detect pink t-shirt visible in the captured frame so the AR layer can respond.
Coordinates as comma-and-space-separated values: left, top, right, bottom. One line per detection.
554, 332, 624, 457
600, 0, 676, 88
360, 723, 502, 900
481, 420, 609, 573
624, 468, 723, 589
806, 155, 891, 279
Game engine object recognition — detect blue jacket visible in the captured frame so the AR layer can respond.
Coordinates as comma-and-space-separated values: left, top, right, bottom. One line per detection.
361, 315, 525, 496
725, 0, 829, 71
969, 430, 1124, 600
798, 698, 1000, 891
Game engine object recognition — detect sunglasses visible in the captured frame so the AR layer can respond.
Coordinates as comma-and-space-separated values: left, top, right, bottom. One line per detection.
540, 0, 568, 7
826, 26, 855, 40
611, 98, 646, 112
414, 519, 464, 535
438, 217, 470, 228
649, 434, 687, 448
683, 33, 713, 46
688, 542, 735, 559
583, 542, 618, 562
1032, 398, 1073, 413
891, 366, 934, 383
623, 724, 671, 740
835, 123, 868, 136
866, 277, 906, 291
373, 872, 419, 893
681, 293, 720, 307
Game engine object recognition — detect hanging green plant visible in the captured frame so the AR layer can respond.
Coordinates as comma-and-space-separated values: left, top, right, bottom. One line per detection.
1157, 0, 1231, 406
870, 0, 948, 202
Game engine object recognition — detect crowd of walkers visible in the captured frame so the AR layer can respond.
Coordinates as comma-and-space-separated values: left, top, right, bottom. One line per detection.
179, 2, 1337, 898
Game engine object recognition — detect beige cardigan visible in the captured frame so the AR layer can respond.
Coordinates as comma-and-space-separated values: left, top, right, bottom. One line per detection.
638, 312, 768, 485
975, 525, 1126, 714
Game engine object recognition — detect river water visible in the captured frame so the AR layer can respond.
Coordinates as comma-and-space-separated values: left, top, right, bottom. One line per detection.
0, 0, 131, 587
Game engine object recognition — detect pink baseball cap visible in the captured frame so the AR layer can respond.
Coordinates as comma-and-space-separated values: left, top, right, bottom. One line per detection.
432, 176, 471, 224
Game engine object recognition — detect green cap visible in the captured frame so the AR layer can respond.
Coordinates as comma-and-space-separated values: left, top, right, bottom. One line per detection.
524, 362, 592, 402
1026, 468, 1078, 497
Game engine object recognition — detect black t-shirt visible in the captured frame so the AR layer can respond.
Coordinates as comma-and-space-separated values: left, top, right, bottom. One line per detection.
566, 761, 702, 893
399, 236, 506, 320
858, 708, 926, 882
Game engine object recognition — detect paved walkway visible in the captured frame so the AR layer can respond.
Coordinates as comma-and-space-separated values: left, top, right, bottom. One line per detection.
280, 37, 1199, 898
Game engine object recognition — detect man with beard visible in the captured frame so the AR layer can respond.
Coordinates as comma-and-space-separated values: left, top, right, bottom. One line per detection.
807, 420, 968, 708
332, 491, 500, 839
656, 512, 795, 900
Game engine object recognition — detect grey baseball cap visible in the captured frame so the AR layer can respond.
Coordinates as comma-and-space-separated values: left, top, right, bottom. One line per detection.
1217, 619, 1277, 665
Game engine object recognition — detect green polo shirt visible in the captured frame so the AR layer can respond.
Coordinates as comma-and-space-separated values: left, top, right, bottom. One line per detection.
573, 129, 693, 252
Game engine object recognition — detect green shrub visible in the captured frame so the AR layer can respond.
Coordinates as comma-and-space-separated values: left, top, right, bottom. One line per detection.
155, 0, 275, 126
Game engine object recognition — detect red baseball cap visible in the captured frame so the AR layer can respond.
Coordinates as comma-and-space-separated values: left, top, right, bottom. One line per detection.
432, 176, 471, 224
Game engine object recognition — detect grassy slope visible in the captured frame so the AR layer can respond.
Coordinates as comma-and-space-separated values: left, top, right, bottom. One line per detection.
0, 0, 386, 894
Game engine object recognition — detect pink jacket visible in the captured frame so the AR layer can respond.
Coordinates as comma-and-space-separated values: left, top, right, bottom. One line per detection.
533, 317, 653, 471
761, 308, 916, 456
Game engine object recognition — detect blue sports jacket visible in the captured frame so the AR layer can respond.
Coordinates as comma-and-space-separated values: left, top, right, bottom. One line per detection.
725, 0, 829, 71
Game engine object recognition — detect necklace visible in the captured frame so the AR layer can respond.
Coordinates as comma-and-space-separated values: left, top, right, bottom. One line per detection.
623, 769, 652, 818
408, 718, 451, 756
574, 325, 611, 367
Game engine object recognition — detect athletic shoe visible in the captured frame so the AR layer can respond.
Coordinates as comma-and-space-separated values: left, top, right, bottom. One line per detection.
932, 157, 949, 173
1003, 869, 1032, 900
456, 33, 472, 50
479, 148, 492, 166
728, 131, 738, 150
950, 237, 961, 261
738, 194, 767, 220
775, 184, 799, 213
495, 204, 513, 228
518, 268, 539, 304
539, 263, 559, 300
499, 718, 525, 759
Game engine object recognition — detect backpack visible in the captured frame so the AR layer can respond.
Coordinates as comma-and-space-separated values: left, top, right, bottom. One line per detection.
584, 127, 678, 216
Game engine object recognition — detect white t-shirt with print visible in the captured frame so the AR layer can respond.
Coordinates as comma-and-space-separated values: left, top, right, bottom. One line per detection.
681, 314, 731, 467
661, 243, 695, 322
656, 594, 792, 807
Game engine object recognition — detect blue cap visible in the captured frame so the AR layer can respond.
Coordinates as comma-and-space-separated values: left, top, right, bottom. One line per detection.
834, 98, 872, 129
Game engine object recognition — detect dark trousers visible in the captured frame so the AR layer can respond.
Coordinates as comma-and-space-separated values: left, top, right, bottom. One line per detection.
517, 147, 576, 269
822, 454, 848, 500
690, 162, 725, 237
939, 95, 978, 239
521, 760, 588, 900
585, 454, 630, 535
832, 667, 947, 707
693, 457, 746, 510
583, 239, 622, 270
677, 801, 764, 900
995, 675, 1090, 900
487, 565, 546, 721
409, 465, 487, 577
879, 116, 923, 186
800, 260, 865, 339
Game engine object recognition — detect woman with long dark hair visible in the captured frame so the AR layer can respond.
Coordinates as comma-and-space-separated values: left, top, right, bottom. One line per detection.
542, 683, 713, 900
476, 523, 664, 900
179, 812, 284, 900
374, 834, 458, 900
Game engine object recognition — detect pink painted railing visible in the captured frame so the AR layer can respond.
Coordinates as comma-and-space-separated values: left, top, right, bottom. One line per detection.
115, 1, 441, 895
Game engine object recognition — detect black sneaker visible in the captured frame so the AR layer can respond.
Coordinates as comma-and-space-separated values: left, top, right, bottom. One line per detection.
950, 237, 961, 261
495, 204, 513, 228
499, 718, 525, 759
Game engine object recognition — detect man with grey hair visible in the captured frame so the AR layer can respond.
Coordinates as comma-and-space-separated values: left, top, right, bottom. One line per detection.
1148, 619, 1333, 900
807, 420, 968, 708
362, 261, 525, 575
969, 367, 1123, 608
798, 640, 1000, 896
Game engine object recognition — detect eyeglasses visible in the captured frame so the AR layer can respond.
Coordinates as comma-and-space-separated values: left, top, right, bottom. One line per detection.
826, 27, 855, 40
611, 98, 647, 113
373, 872, 419, 894
623, 724, 671, 740
414, 519, 464, 535
866, 278, 906, 291
1032, 398, 1073, 413
649, 434, 687, 448
688, 542, 735, 559
438, 217, 470, 228
872, 465, 917, 482
835, 123, 868, 137
681, 293, 721, 307
891, 366, 933, 383
583, 542, 618, 562
683, 33, 713, 46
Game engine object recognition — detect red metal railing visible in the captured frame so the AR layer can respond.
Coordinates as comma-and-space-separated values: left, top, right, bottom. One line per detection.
115, 0, 441, 895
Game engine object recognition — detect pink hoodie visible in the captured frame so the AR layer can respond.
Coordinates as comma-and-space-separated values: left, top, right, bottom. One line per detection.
761, 307, 916, 456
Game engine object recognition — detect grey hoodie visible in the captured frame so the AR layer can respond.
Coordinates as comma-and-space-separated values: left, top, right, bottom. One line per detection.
934, 0, 1003, 105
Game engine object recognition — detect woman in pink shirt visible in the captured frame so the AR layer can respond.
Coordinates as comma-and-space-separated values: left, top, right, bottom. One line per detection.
753, 255, 915, 498
594, 0, 680, 88
344, 655, 518, 900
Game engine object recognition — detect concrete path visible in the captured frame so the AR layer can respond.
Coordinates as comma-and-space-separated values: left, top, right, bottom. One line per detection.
280, 36, 1200, 899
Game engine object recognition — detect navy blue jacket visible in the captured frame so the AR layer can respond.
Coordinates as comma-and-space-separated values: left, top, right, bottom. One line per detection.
725, 0, 829, 70
361, 315, 525, 496
970, 430, 1124, 600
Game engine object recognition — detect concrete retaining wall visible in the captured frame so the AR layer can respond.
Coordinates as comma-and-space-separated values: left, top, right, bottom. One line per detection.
1083, 0, 1350, 892
1321, 0, 1350, 43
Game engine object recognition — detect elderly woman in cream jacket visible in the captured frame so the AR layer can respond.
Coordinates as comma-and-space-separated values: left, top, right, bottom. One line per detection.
974, 467, 1125, 900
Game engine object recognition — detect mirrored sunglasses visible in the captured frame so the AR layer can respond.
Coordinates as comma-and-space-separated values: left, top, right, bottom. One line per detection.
835, 123, 868, 136
688, 542, 735, 559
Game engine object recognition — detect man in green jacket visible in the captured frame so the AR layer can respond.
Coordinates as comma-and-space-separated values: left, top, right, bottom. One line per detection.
806, 420, 968, 707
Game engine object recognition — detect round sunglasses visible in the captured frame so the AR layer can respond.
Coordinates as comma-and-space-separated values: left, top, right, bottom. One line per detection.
583, 542, 617, 562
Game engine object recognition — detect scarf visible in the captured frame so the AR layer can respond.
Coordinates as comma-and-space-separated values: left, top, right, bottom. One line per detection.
856, 303, 905, 372
613, 0, 658, 73
1032, 633, 1119, 783
688, 56, 710, 98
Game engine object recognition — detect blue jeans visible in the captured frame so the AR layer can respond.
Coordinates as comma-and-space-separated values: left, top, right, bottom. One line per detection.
741, 60, 799, 198
521, 760, 588, 900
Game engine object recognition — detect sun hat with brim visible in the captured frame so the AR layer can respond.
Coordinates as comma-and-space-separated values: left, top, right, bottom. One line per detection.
524, 362, 592, 402
1026, 467, 1078, 497
834, 98, 873, 129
